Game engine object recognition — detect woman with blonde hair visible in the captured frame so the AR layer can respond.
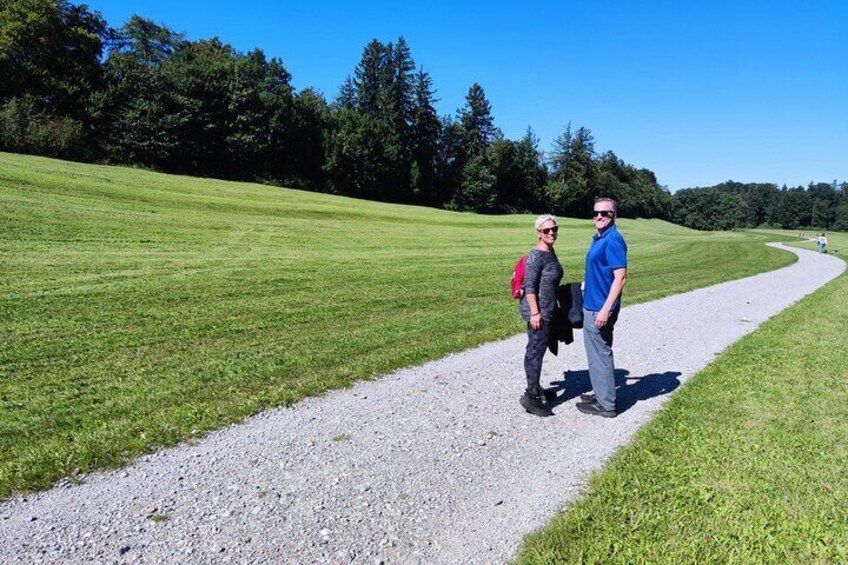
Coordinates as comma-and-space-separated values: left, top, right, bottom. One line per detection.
517, 214, 563, 417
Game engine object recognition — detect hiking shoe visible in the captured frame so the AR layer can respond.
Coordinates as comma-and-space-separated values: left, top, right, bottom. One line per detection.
576, 401, 617, 418
520, 393, 553, 417
580, 392, 596, 404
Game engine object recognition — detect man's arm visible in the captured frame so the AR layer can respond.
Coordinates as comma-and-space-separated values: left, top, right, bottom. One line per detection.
595, 267, 627, 327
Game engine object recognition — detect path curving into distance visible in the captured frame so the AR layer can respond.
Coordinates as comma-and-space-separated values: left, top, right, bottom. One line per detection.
0, 244, 844, 565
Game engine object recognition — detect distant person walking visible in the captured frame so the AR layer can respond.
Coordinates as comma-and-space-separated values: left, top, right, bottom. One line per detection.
577, 198, 628, 418
819, 233, 828, 253
518, 214, 564, 417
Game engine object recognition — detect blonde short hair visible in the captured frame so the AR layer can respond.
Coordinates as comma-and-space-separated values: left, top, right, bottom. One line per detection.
534, 214, 557, 231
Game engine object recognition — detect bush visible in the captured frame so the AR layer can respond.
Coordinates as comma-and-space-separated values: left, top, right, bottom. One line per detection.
0, 97, 92, 160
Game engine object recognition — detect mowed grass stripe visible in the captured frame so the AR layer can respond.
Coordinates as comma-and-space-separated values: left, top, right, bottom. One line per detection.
0, 152, 793, 498
515, 231, 848, 564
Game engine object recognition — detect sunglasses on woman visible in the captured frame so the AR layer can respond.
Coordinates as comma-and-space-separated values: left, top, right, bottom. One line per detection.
592, 210, 615, 218
539, 226, 559, 234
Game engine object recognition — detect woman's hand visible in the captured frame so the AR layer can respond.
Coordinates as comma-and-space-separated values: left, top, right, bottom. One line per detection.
530, 312, 543, 330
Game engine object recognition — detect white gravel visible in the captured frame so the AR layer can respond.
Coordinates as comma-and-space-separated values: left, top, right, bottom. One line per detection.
0, 243, 843, 565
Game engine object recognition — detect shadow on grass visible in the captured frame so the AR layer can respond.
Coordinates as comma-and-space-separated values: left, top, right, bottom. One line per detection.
546, 369, 682, 413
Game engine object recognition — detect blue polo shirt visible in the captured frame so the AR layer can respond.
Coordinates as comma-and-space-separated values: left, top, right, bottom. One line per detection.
584, 224, 628, 311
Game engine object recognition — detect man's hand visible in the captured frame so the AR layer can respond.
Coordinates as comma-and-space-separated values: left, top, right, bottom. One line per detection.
595, 308, 610, 328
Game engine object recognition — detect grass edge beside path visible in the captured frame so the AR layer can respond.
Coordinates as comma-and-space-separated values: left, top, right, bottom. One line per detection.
514, 241, 848, 564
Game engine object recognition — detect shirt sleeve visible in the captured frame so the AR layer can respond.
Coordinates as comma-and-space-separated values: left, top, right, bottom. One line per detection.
523, 252, 543, 295
606, 237, 628, 269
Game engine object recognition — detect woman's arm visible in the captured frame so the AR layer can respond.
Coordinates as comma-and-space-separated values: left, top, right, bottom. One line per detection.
524, 254, 544, 329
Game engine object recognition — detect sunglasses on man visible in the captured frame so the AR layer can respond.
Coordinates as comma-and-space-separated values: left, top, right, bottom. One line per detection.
592, 210, 615, 218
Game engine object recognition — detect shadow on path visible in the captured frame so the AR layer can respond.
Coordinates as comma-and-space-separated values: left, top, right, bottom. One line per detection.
546, 369, 682, 414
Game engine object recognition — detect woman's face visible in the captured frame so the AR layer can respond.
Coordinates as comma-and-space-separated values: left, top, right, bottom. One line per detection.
537, 220, 558, 245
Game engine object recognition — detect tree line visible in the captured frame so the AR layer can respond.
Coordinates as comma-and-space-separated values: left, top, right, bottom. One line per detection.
1, 1, 843, 229
670, 181, 848, 232
0, 0, 670, 218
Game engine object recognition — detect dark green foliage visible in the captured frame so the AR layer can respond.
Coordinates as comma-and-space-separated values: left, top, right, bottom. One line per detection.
0, 95, 90, 159
771, 188, 813, 229
459, 83, 495, 157
98, 47, 194, 168
832, 204, 848, 231
434, 116, 466, 205
288, 88, 330, 188
0, 0, 107, 157
449, 152, 497, 211
670, 187, 746, 230
323, 108, 393, 198
0, 0, 107, 119
100, 28, 297, 181
596, 151, 670, 219
108, 14, 185, 64
410, 69, 442, 205
354, 39, 386, 118
324, 37, 419, 202
544, 125, 600, 217
671, 181, 845, 231
489, 131, 546, 213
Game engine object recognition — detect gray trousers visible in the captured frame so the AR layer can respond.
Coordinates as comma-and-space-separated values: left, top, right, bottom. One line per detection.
583, 308, 618, 411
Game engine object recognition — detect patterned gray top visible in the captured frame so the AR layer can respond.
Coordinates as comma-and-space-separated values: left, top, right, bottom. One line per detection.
519, 248, 564, 322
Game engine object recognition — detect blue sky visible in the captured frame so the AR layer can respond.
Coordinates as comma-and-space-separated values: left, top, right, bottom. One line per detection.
87, 0, 846, 191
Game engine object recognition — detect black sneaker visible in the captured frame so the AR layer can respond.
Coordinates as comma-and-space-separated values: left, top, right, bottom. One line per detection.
543, 388, 558, 402
520, 393, 553, 417
579, 392, 596, 404
576, 401, 617, 418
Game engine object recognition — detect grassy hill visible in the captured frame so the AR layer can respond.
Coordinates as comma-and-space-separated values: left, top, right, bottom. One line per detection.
0, 152, 795, 497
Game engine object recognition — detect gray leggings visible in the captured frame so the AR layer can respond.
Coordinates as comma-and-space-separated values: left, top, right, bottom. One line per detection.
523, 322, 551, 396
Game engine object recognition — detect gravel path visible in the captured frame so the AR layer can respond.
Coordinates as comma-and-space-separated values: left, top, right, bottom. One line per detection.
0, 244, 843, 565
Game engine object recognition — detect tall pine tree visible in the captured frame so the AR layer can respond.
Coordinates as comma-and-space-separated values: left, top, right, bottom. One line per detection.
410, 68, 441, 205
459, 83, 495, 157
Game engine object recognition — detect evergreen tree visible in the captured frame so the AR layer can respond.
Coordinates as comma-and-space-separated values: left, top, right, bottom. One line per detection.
548, 123, 573, 180
354, 39, 386, 118
459, 83, 495, 157
434, 115, 465, 206
335, 76, 357, 110
514, 127, 547, 212
545, 124, 596, 216
450, 153, 497, 212
385, 37, 415, 140
410, 68, 441, 204
98, 15, 189, 167
225, 48, 295, 181
99, 50, 193, 168
108, 15, 184, 64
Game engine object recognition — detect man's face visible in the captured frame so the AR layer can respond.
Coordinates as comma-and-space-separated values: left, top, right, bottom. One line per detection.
592, 203, 616, 230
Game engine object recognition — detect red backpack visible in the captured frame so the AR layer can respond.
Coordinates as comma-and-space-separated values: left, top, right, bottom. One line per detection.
510, 255, 527, 299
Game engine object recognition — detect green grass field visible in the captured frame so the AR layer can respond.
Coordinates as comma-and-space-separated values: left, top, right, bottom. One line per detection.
0, 152, 795, 498
515, 231, 848, 564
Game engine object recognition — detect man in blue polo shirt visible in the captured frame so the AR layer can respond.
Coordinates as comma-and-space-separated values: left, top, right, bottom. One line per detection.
577, 197, 628, 418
